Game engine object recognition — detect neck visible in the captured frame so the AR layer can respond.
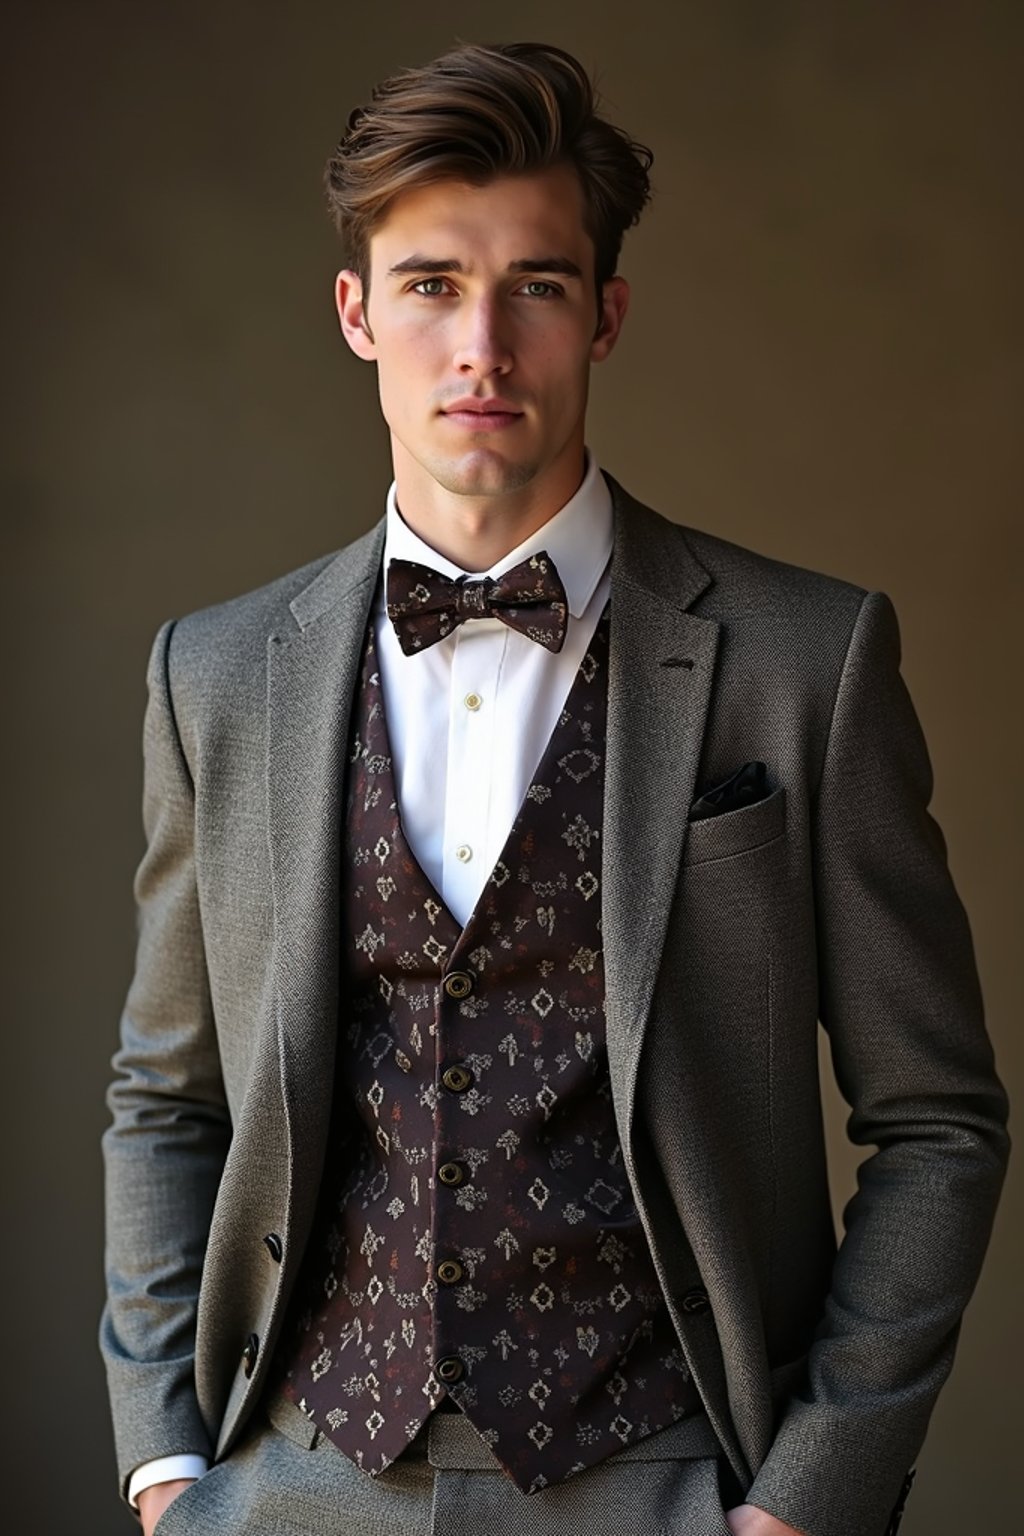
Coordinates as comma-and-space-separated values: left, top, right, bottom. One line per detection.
391, 442, 586, 572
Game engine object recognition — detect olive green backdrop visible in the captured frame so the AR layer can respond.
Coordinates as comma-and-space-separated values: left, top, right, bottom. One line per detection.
3, 2, 1020, 1531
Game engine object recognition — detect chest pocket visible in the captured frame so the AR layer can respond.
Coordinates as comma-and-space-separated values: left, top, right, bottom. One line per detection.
682, 785, 786, 865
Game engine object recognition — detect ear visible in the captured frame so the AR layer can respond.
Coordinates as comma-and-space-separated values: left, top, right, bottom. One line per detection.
591, 275, 630, 363
335, 269, 376, 360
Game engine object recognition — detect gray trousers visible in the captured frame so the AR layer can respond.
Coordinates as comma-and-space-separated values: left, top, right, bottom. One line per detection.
153, 1396, 735, 1536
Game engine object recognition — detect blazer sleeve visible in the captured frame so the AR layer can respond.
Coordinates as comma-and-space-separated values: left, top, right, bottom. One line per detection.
99, 619, 232, 1499
745, 590, 1010, 1536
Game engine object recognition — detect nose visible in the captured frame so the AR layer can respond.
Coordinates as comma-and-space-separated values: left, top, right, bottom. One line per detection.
451, 294, 513, 379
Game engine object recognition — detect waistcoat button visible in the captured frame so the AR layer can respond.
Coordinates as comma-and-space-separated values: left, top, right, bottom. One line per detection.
241, 1332, 260, 1377
443, 971, 474, 1000
437, 1259, 464, 1285
435, 1356, 465, 1384
437, 1161, 465, 1187
263, 1233, 283, 1263
441, 1065, 473, 1093
681, 1288, 711, 1315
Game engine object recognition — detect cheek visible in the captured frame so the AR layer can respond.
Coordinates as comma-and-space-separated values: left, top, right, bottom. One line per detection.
390, 318, 447, 357
375, 331, 444, 407
527, 317, 592, 371
532, 340, 590, 402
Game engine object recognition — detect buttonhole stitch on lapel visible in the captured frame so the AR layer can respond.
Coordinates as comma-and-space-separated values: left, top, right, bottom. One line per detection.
660, 657, 694, 669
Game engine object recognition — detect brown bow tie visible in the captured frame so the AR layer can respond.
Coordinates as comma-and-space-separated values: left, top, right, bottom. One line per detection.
385, 552, 568, 656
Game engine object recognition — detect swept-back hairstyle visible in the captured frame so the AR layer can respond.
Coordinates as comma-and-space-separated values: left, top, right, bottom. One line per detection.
325, 41, 653, 289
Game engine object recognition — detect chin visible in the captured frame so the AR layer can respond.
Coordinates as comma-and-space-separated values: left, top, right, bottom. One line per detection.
429, 451, 540, 499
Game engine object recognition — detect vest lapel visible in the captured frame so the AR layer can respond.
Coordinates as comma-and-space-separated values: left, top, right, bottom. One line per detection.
602, 479, 720, 1128
266, 521, 385, 1245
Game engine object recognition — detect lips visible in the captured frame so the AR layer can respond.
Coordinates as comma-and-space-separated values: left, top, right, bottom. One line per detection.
442, 396, 521, 414
441, 397, 524, 430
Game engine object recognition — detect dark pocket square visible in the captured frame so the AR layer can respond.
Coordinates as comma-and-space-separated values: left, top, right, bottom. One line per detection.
688, 760, 769, 821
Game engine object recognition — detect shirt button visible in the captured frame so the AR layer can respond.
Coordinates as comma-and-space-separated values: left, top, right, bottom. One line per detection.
441, 1064, 474, 1093
464, 692, 482, 711
437, 1259, 464, 1285
455, 844, 473, 863
443, 971, 474, 1000
437, 1161, 465, 1187
435, 1356, 465, 1384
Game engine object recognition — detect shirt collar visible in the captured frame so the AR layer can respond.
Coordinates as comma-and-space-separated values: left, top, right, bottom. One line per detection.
382, 450, 612, 620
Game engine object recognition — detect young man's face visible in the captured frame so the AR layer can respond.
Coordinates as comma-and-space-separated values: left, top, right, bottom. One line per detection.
336, 165, 628, 518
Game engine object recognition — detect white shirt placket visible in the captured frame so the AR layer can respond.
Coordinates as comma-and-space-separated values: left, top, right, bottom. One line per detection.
442, 620, 509, 923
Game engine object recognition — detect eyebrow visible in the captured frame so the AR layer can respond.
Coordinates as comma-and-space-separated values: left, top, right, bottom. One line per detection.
386, 255, 584, 279
508, 257, 584, 278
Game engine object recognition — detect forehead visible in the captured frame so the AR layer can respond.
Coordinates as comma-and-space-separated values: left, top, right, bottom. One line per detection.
368, 165, 592, 267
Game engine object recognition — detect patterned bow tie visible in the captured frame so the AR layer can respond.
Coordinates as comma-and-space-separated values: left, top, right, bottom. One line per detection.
386, 552, 568, 656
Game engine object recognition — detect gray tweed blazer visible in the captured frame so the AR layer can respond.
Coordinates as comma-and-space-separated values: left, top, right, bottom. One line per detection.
101, 476, 1009, 1536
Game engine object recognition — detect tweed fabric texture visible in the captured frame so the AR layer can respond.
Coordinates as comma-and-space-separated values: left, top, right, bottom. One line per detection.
152, 1396, 731, 1536
102, 479, 1009, 1536
276, 605, 698, 1491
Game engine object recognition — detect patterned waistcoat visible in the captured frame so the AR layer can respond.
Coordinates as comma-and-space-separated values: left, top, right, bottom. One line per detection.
275, 604, 699, 1492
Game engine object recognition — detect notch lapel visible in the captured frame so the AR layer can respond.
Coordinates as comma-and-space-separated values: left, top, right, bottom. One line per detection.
265, 521, 385, 1242
602, 480, 720, 1124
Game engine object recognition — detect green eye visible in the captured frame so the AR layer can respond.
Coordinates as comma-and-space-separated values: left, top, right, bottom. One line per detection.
523, 281, 554, 298
414, 278, 446, 296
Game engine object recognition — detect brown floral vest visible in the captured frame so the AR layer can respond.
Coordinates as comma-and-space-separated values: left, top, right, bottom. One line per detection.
275, 602, 699, 1492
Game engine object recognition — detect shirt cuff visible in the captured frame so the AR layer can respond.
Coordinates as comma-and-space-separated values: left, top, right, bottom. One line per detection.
127, 1454, 209, 1509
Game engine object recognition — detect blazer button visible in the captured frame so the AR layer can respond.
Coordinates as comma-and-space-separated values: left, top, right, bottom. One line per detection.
437, 1259, 464, 1285
443, 970, 474, 1000
435, 1356, 465, 1384
681, 1288, 711, 1315
263, 1233, 283, 1263
441, 1064, 473, 1093
241, 1332, 260, 1377
437, 1161, 465, 1187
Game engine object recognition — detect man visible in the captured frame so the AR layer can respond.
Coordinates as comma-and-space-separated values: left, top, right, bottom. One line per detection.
101, 40, 1009, 1536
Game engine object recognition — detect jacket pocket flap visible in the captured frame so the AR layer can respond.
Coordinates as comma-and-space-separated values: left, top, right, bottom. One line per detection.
683, 785, 787, 865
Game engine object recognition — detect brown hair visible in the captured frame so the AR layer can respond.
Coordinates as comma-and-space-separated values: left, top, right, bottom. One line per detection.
325, 41, 653, 290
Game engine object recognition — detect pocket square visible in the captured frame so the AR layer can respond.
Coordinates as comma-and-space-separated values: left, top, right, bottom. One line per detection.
688, 761, 769, 821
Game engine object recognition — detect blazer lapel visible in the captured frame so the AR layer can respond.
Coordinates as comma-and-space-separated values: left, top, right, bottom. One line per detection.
602, 478, 720, 1124
266, 520, 385, 1240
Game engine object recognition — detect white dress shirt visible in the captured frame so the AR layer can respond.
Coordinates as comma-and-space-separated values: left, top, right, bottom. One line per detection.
376, 451, 612, 926
127, 452, 613, 1505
